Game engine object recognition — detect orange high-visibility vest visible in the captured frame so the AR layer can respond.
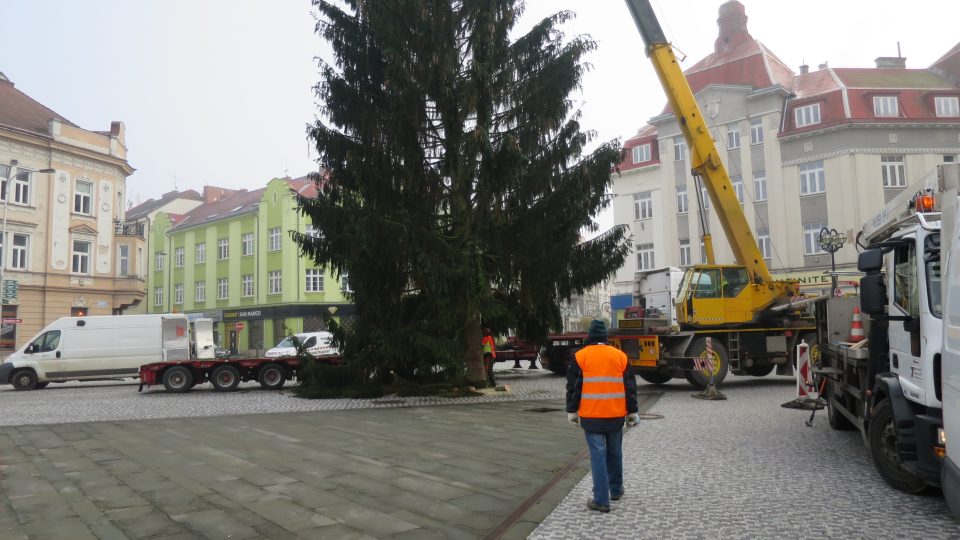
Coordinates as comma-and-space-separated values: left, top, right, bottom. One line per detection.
575, 344, 628, 418
482, 335, 496, 358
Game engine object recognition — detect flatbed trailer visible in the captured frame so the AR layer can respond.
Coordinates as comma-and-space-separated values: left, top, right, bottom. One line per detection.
138, 355, 342, 393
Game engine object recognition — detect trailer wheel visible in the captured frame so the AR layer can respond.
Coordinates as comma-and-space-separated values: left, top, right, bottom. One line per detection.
868, 399, 927, 493
11, 369, 37, 391
684, 337, 729, 389
162, 366, 194, 393
210, 364, 240, 392
638, 370, 672, 385
543, 347, 571, 376
258, 363, 286, 390
826, 379, 854, 431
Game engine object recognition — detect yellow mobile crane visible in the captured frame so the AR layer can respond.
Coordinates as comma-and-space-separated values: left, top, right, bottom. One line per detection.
613, 0, 814, 388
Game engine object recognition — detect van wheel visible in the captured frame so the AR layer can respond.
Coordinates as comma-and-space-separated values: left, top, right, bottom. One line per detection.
163, 366, 193, 393
211, 365, 240, 392
869, 399, 927, 493
258, 364, 286, 390
34, 382, 50, 389
11, 370, 37, 391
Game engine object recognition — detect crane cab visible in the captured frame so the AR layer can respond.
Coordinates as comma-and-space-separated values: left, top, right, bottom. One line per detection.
676, 265, 797, 327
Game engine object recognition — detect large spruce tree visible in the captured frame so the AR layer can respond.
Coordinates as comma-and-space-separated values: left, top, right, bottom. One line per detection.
296, 0, 629, 385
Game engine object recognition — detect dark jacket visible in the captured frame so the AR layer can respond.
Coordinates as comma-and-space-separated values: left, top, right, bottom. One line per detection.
565, 340, 639, 433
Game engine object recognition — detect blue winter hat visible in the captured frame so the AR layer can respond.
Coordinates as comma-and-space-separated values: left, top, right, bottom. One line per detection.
587, 319, 607, 342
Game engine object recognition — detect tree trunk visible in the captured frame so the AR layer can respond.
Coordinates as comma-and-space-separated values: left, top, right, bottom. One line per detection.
465, 307, 486, 385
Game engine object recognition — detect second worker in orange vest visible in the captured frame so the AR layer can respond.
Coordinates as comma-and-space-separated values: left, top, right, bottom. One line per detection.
566, 319, 639, 513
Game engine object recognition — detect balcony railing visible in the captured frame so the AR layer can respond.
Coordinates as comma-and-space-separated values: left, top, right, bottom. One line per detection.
114, 219, 145, 238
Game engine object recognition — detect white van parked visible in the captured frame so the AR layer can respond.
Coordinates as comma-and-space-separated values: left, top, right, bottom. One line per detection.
265, 332, 339, 358
0, 314, 192, 391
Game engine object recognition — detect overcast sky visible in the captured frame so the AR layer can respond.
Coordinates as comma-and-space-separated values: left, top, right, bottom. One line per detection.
2, 1, 958, 224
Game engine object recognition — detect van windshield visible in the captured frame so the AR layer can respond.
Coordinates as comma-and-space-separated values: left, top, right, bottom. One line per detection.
276, 337, 299, 348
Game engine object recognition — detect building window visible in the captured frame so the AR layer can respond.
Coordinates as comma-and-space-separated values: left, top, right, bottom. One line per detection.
306, 268, 324, 292
750, 118, 763, 145
74, 180, 93, 214
305, 224, 322, 239
634, 191, 653, 220
196, 242, 206, 264
873, 95, 899, 117
679, 239, 691, 267
268, 227, 281, 251
242, 233, 254, 256
799, 161, 826, 195
674, 137, 687, 162
155, 252, 164, 271
118, 244, 129, 277
700, 241, 707, 263
217, 278, 229, 300
174, 283, 184, 305
12, 171, 30, 206
155, 287, 163, 307
72, 240, 91, 274
700, 186, 711, 210
945, 155, 957, 163
10, 234, 28, 270
632, 143, 651, 164
794, 103, 821, 128
340, 273, 353, 293
268, 270, 282, 295
935, 96, 960, 117
242, 274, 254, 297
174, 247, 184, 267
757, 229, 771, 260
676, 185, 688, 214
218, 238, 229, 260
881, 155, 907, 188
804, 223, 828, 255
731, 176, 745, 204
636, 243, 655, 270
754, 173, 767, 202
726, 124, 740, 149
195, 281, 205, 302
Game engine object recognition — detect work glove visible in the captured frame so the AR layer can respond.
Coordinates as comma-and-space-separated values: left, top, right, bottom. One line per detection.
567, 412, 579, 426
625, 413, 639, 427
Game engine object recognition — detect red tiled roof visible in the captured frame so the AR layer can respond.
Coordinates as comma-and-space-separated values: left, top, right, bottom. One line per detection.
286, 175, 319, 198
0, 76, 76, 136
171, 188, 265, 231
931, 42, 960, 84
127, 189, 204, 220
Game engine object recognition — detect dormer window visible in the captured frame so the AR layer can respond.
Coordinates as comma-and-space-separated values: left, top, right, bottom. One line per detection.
631, 143, 651, 164
794, 103, 821, 128
873, 96, 899, 117
935, 96, 960, 117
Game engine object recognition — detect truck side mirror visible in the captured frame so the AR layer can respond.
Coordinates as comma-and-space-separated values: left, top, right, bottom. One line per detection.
25, 344, 35, 354
860, 273, 886, 316
858, 249, 883, 273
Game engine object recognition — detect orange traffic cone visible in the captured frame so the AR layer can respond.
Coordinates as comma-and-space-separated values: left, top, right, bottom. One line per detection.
849, 307, 865, 343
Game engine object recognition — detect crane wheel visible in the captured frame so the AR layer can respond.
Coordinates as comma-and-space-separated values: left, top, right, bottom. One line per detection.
684, 337, 729, 389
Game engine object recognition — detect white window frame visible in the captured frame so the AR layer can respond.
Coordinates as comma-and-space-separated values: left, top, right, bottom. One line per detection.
750, 118, 763, 145
71, 239, 92, 274
74, 180, 93, 215
340, 273, 353, 293
700, 187, 711, 210
804, 223, 828, 255
679, 239, 691, 267
305, 224, 322, 239
155, 252, 164, 271
155, 287, 163, 307
268, 270, 282, 295
242, 274, 254, 297
935, 96, 960, 117
305, 268, 324, 292
636, 243, 655, 271
195, 281, 205, 302
794, 103, 821, 128
726, 125, 740, 149
242, 233, 254, 256
757, 229, 771, 260
674, 137, 687, 162
174, 283, 184, 305
217, 278, 229, 300
731, 176, 745, 204
9, 233, 28, 270
632, 143, 651, 164
676, 185, 688, 214
12, 171, 30, 206
700, 241, 707, 263
873, 95, 899, 117
218, 238, 229, 260
881, 155, 907, 188
634, 191, 653, 220
174, 247, 184, 267
196, 242, 206, 264
268, 227, 282, 251
754, 173, 767, 202
799, 161, 826, 195
118, 244, 129, 277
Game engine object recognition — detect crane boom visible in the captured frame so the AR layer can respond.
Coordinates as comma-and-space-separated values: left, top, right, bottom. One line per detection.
624, 0, 773, 284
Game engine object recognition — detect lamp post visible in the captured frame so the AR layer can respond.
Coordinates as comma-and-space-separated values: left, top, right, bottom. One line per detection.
1, 161, 54, 305
818, 227, 847, 297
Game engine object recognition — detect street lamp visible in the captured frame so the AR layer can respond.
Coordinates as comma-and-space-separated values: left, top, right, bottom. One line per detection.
1, 160, 55, 304
818, 227, 847, 296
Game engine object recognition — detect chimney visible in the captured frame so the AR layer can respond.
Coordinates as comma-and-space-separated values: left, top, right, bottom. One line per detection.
875, 56, 907, 68
818, 62, 829, 71
799, 64, 809, 74
714, 1, 752, 54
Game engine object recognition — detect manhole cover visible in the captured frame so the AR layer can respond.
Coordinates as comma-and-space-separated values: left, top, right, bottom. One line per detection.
371, 399, 406, 405
524, 407, 565, 413
637, 413, 664, 420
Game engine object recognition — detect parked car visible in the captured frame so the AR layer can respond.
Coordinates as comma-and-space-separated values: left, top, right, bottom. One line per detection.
265, 332, 339, 358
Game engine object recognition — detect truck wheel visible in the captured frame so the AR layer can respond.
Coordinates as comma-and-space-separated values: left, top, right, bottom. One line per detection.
638, 371, 672, 385
162, 366, 194, 393
745, 363, 775, 377
826, 379, 854, 431
258, 363, 286, 390
11, 370, 37, 391
684, 338, 729, 389
210, 365, 240, 392
868, 399, 927, 493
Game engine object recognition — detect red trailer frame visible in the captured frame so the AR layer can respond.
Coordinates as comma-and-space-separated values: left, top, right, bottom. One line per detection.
138, 355, 342, 393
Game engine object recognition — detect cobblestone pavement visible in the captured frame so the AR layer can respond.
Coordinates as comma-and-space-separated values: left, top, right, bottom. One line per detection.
0, 365, 563, 427
531, 377, 960, 539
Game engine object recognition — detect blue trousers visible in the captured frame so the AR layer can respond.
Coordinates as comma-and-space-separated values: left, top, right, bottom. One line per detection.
584, 429, 624, 507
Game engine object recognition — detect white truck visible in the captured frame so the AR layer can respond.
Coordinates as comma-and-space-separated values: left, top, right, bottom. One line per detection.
631, 267, 684, 327
939, 164, 960, 516
0, 314, 203, 390
817, 164, 956, 494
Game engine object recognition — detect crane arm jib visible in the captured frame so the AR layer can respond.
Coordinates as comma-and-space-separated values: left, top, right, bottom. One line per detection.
625, 0, 773, 284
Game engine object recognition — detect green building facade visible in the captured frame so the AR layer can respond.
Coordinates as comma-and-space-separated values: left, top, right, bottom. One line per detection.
149, 177, 352, 356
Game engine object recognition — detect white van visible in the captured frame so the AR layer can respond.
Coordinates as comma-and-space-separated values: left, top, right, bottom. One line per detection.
0, 314, 191, 391
265, 332, 338, 358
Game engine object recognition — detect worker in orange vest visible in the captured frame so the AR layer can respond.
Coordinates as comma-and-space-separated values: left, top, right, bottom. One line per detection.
566, 319, 639, 513
482, 327, 497, 387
